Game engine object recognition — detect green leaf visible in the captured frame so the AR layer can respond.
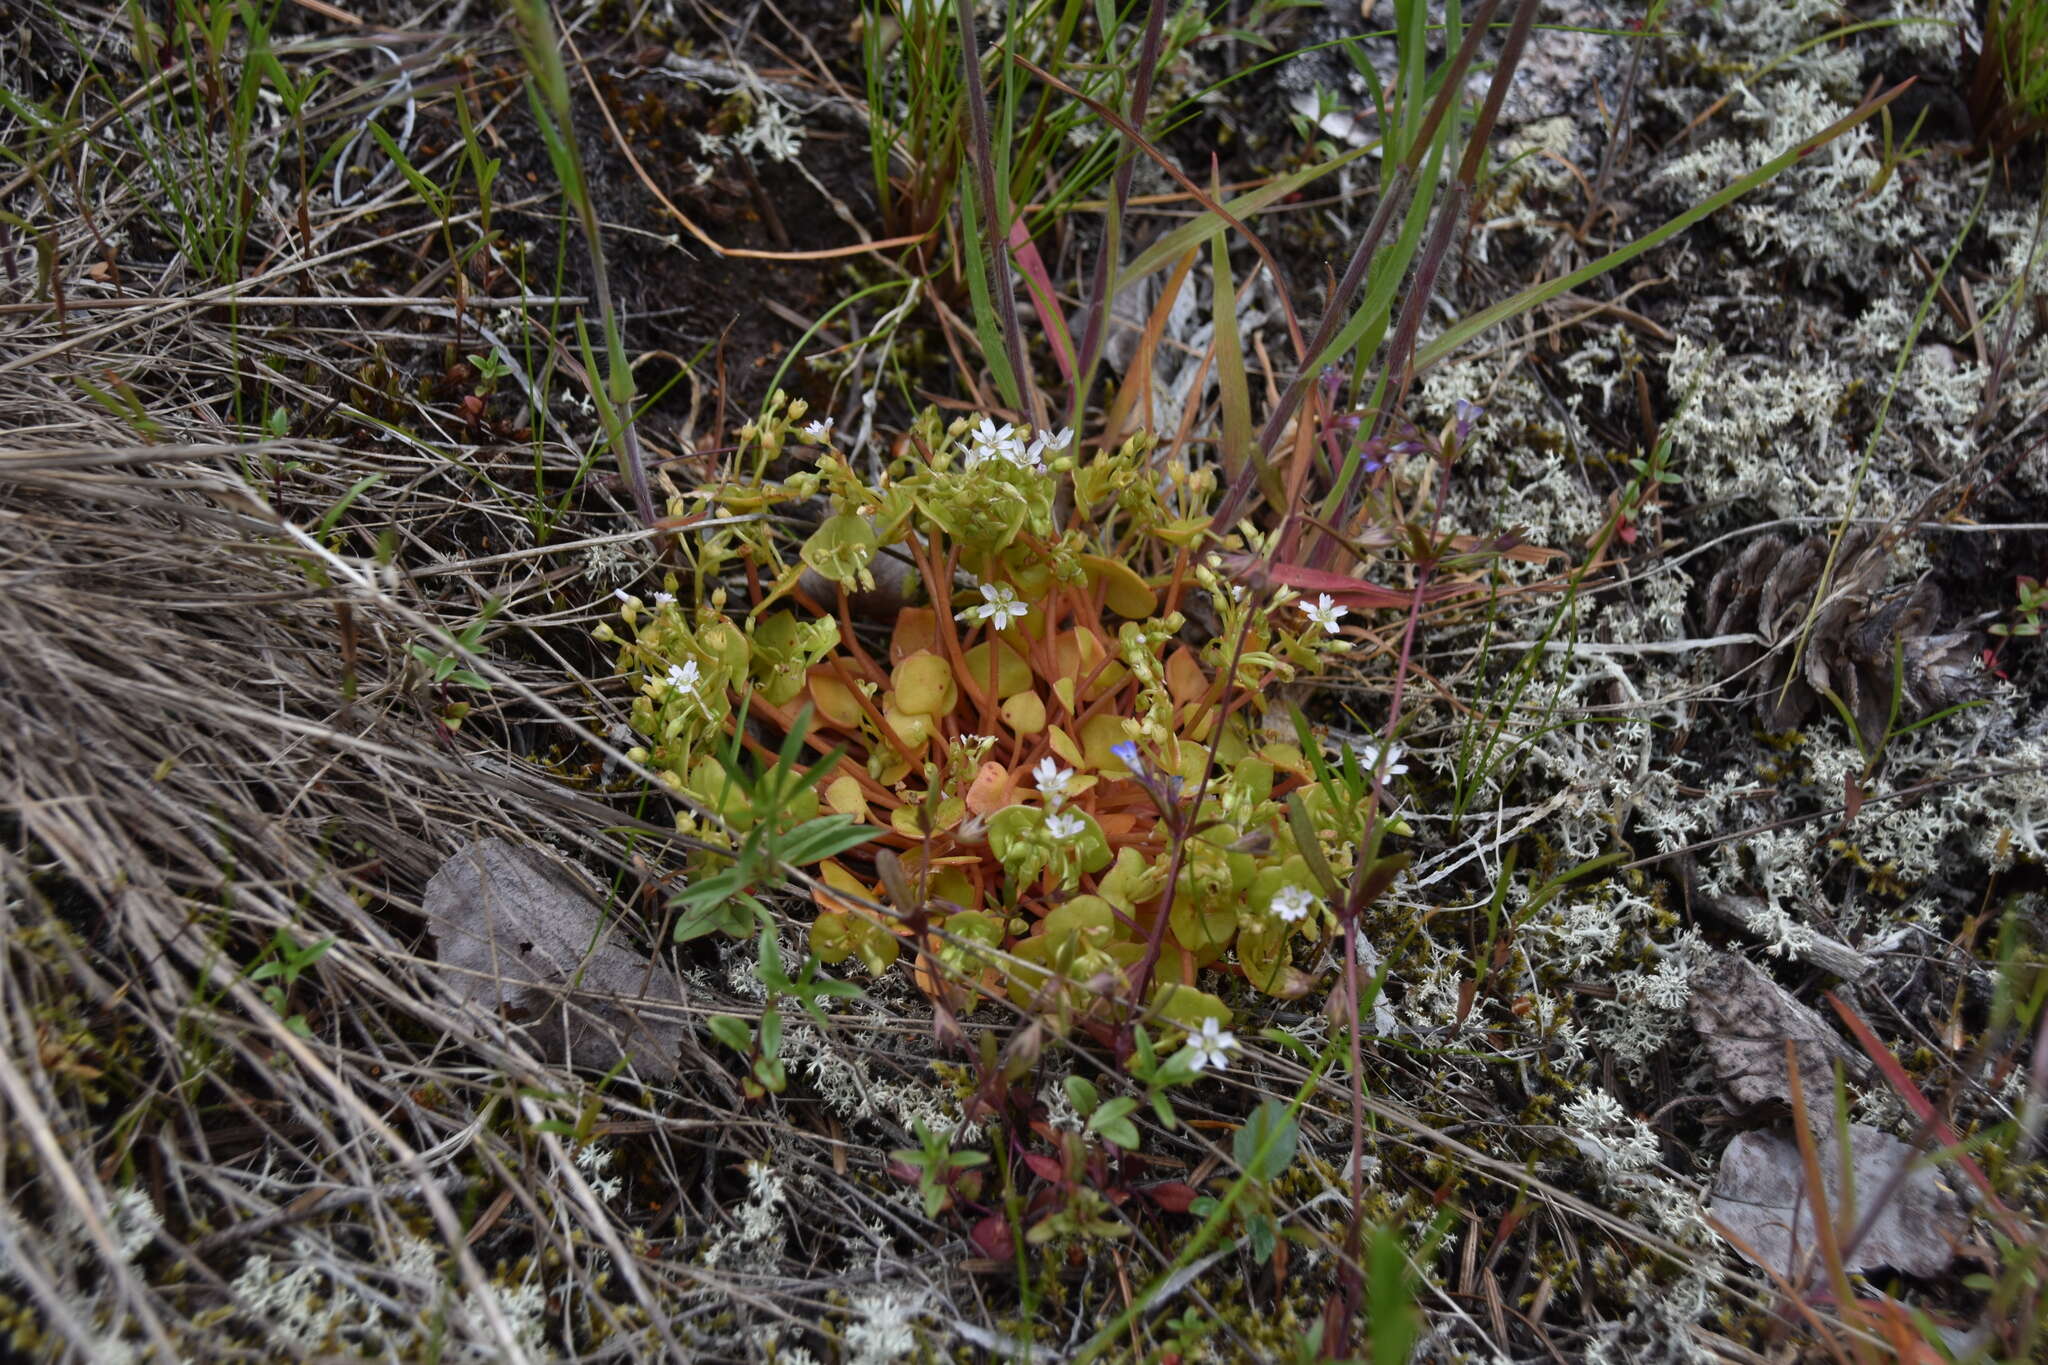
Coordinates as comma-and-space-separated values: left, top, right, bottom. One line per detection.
673, 891, 752, 943
775, 814, 875, 868
1233, 1100, 1299, 1183
707, 1015, 753, 1055
1246, 1213, 1276, 1265
1064, 1075, 1101, 1116
1367, 1223, 1420, 1365
1088, 1097, 1141, 1150
1207, 203, 1252, 483
1113, 145, 1373, 292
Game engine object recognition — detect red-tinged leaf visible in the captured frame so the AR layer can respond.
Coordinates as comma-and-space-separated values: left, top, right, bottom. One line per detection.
969, 1212, 1015, 1261
885, 1160, 919, 1185
1824, 991, 2026, 1240
1143, 1181, 1201, 1213
1843, 771, 1864, 821
1455, 977, 1477, 1026
1023, 1152, 1065, 1185
1007, 217, 1074, 384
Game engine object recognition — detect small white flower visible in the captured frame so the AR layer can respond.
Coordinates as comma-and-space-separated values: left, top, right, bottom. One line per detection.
1352, 739, 1408, 777
652, 591, 676, 607
1023, 425, 1073, 467
1270, 884, 1319, 924
962, 416, 1028, 471
1185, 1017, 1237, 1073
1033, 757, 1074, 805
664, 661, 700, 695
1044, 810, 1088, 842
801, 418, 833, 440
956, 580, 1030, 630
612, 588, 636, 605
1299, 592, 1349, 635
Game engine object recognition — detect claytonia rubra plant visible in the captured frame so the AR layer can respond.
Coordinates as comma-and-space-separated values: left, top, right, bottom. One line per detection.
600, 392, 1412, 1059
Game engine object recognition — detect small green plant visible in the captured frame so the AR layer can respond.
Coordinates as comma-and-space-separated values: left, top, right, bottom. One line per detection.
410, 602, 499, 683
1990, 574, 2048, 639
665, 705, 878, 943
707, 913, 862, 1101
1186, 1098, 1300, 1266
247, 927, 335, 1038
707, 1008, 786, 1101
889, 1118, 990, 1219
602, 395, 1402, 1046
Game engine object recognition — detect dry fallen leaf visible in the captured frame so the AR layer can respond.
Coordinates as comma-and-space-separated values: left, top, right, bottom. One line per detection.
1689, 952, 1865, 1112
424, 837, 685, 1079
1710, 1124, 1967, 1281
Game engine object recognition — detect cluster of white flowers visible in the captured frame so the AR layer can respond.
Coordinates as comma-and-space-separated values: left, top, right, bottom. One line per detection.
961, 416, 1073, 473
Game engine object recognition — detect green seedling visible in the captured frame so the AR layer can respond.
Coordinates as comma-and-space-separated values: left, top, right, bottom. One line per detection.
247, 927, 335, 1038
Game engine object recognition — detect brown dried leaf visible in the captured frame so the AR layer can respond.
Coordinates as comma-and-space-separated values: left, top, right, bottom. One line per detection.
1702, 528, 1980, 734
424, 838, 685, 1079
1689, 953, 1864, 1111
1710, 1125, 1967, 1280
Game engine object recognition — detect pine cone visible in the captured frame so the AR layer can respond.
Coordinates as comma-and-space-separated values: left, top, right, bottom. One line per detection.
1704, 528, 1980, 738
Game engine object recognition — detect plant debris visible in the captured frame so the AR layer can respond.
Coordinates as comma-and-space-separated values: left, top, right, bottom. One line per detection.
1709, 1124, 1968, 1281
424, 837, 685, 1079
1703, 526, 1980, 738
1688, 952, 1867, 1113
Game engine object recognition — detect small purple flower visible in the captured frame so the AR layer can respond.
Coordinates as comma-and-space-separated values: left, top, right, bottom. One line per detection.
1110, 741, 1142, 772
1454, 399, 1485, 441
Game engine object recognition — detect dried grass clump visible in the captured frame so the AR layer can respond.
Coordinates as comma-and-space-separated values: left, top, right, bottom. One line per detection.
0, 299, 959, 1365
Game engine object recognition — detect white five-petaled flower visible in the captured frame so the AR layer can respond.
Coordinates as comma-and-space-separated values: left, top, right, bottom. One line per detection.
1185, 1017, 1237, 1073
664, 661, 700, 695
963, 417, 1026, 471
1298, 592, 1349, 635
801, 418, 833, 440
1353, 740, 1408, 777
1023, 425, 1074, 467
1270, 884, 1319, 924
957, 580, 1029, 630
1043, 810, 1087, 842
1033, 757, 1074, 806
652, 591, 676, 607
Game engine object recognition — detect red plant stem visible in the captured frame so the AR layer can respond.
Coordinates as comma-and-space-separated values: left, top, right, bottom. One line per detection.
1126, 603, 1261, 1009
